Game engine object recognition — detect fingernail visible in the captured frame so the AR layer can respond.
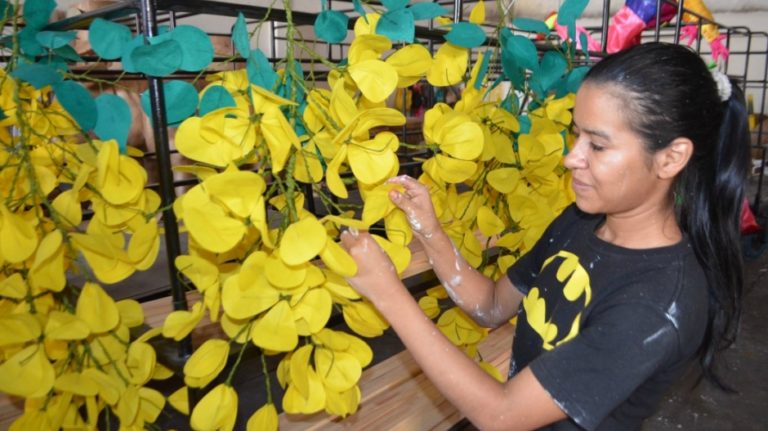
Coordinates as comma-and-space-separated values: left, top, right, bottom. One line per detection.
348, 227, 359, 237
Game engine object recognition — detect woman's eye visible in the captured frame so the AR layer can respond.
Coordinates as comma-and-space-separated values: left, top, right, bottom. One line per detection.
590, 142, 604, 152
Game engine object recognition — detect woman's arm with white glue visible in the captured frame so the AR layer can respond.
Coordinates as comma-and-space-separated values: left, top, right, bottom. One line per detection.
387, 175, 523, 327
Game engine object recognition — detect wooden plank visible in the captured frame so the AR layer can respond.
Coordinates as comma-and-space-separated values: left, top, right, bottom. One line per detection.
279, 324, 514, 430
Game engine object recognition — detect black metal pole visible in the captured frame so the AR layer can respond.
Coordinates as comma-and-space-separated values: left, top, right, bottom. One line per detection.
600, 0, 611, 53
137, 0, 192, 352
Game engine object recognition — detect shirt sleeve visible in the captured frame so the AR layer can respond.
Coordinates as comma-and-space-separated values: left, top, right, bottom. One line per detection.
528, 301, 680, 431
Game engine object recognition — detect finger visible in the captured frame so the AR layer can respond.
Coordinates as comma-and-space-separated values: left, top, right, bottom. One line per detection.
389, 189, 416, 213
387, 175, 425, 194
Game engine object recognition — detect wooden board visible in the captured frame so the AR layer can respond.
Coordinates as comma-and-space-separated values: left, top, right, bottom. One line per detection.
279, 324, 514, 430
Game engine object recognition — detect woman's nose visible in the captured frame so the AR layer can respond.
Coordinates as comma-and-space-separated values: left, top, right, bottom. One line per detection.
564, 140, 587, 170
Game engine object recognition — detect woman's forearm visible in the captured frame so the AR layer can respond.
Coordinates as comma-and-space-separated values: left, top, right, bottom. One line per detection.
417, 228, 511, 327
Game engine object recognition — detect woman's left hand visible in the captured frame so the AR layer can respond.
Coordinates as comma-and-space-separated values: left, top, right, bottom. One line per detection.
340, 229, 402, 303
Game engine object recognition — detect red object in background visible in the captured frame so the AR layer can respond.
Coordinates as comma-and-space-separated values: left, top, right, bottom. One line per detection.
741, 198, 763, 235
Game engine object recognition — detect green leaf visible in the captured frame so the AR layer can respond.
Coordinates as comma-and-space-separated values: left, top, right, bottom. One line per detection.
89, 18, 133, 60
199, 86, 236, 116
382, 0, 409, 10
131, 39, 182, 76
501, 47, 525, 90
557, 0, 589, 28
445, 22, 486, 49
410, 2, 448, 21
314, 10, 349, 44
140, 80, 199, 126
247, 48, 278, 90
119, 35, 145, 73
53, 80, 97, 131
512, 17, 550, 35
23, 0, 55, 29
53, 45, 83, 62
10, 62, 62, 89
579, 32, 590, 59
504, 34, 539, 73
35, 30, 76, 49
376, 8, 415, 43
170, 25, 214, 72
1, 1, 14, 21
532, 51, 567, 97
566, 66, 590, 93
94, 94, 132, 153
18, 27, 44, 56
352, 0, 366, 17
474, 50, 491, 90
232, 12, 250, 58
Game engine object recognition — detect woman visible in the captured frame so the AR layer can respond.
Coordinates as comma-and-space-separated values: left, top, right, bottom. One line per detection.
340, 42, 748, 430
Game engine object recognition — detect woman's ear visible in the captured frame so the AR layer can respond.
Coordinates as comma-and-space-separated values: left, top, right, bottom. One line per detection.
655, 137, 694, 179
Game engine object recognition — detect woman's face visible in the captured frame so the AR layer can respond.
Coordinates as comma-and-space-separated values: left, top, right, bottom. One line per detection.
564, 83, 668, 215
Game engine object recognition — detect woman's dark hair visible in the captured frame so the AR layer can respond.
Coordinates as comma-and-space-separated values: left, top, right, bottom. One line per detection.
583, 42, 749, 390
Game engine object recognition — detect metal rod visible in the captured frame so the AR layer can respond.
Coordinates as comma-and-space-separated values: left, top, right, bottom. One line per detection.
654, 0, 663, 42
600, 0, 610, 53
673, 0, 684, 44
138, 0, 191, 352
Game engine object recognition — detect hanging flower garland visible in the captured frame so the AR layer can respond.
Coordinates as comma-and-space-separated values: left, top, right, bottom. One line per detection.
0, 0, 592, 429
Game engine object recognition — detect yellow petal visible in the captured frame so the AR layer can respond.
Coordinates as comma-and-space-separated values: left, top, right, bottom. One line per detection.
424, 154, 477, 183
427, 43, 468, 87
162, 301, 205, 341
294, 142, 325, 184
54, 372, 99, 396
348, 34, 391, 64
265, 252, 307, 289
127, 219, 160, 271
386, 44, 433, 79
477, 205, 505, 237
246, 403, 278, 431
28, 230, 66, 293
319, 239, 358, 278
289, 344, 314, 398
0, 273, 27, 299
0, 344, 55, 398
325, 145, 349, 199
343, 300, 389, 338
322, 269, 361, 301
292, 288, 332, 336
168, 386, 190, 415
76, 282, 120, 334
437, 113, 484, 160
469, 0, 485, 23
44, 310, 91, 340
347, 133, 399, 185
82, 368, 121, 405
222, 273, 280, 320
51, 189, 82, 227
353, 13, 381, 36
361, 184, 398, 226
324, 386, 361, 418
0, 313, 41, 346
183, 186, 246, 253
190, 383, 238, 431
371, 234, 411, 275
418, 295, 441, 319
261, 106, 300, 173
279, 216, 328, 266
138, 387, 166, 424
184, 339, 230, 388
314, 348, 361, 392
348, 59, 398, 103
126, 341, 156, 385
282, 367, 326, 414
487, 167, 521, 193
175, 254, 220, 293
251, 300, 298, 351
116, 299, 145, 328
0, 205, 37, 263
384, 209, 413, 246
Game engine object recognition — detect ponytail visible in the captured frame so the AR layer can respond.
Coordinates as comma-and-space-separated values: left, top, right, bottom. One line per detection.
583, 42, 748, 390
682, 80, 749, 390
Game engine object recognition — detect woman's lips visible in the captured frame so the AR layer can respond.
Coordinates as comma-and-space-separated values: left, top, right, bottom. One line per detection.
571, 178, 591, 193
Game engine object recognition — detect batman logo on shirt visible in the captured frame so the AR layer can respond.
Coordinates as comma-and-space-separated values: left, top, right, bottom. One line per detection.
522, 250, 592, 350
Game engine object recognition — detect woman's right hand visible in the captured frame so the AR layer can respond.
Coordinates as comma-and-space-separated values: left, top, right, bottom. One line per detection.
387, 175, 441, 242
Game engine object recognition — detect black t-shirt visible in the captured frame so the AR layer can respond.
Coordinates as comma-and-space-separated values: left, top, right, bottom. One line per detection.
506, 204, 709, 431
